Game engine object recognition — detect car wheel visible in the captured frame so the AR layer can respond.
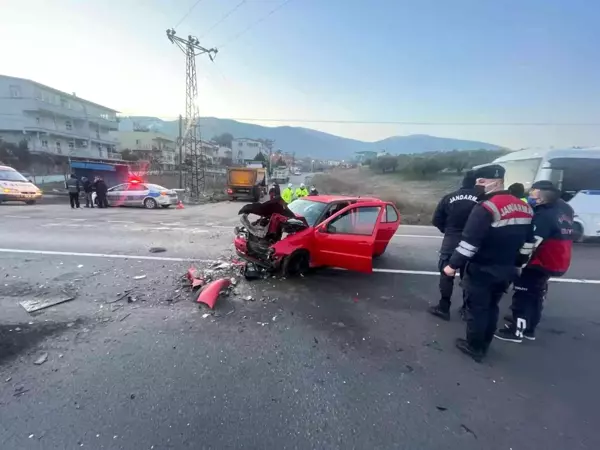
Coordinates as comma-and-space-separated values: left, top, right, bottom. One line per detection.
282, 250, 310, 277
572, 222, 585, 243
144, 198, 158, 209
25, 200, 36, 205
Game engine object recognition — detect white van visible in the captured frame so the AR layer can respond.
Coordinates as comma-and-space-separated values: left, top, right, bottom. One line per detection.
481, 147, 600, 241
0, 165, 43, 205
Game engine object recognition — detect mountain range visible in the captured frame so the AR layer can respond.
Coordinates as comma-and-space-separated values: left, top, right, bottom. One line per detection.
119, 116, 504, 159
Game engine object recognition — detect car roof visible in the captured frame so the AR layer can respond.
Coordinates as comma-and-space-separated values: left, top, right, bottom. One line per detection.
0, 165, 17, 171
302, 195, 384, 203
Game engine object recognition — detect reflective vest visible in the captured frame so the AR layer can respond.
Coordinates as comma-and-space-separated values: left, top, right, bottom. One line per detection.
295, 188, 308, 198
282, 188, 293, 203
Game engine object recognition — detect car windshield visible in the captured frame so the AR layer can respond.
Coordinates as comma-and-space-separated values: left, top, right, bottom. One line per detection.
287, 199, 328, 226
146, 184, 168, 191
0, 169, 29, 182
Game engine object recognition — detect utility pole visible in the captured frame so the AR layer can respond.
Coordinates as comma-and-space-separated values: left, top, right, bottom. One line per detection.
166, 28, 217, 200
178, 114, 183, 189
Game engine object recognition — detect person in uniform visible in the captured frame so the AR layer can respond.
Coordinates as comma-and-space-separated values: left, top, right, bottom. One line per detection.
281, 183, 293, 204
94, 176, 109, 208
294, 183, 309, 199
429, 170, 481, 321
308, 186, 319, 196
443, 164, 535, 362
65, 173, 81, 209
495, 180, 574, 343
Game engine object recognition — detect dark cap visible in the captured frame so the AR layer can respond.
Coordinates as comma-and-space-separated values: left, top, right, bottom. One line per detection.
531, 180, 559, 192
472, 164, 505, 180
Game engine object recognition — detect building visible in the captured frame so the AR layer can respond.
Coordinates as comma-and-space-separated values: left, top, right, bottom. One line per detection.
115, 131, 177, 170
232, 138, 268, 163
0, 74, 119, 160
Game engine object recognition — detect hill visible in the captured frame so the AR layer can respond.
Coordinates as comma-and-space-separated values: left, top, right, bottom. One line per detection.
119, 116, 504, 158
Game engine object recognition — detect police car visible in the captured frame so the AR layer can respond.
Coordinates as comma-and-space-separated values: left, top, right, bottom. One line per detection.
93, 180, 178, 209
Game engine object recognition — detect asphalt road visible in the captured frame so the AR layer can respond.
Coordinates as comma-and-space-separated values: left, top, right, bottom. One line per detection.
1, 201, 599, 450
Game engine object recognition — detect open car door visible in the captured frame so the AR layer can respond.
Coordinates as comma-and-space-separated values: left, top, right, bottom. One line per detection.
312, 202, 384, 273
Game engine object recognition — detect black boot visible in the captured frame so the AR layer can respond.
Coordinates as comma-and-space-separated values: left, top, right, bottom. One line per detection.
459, 306, 467, 322
428, 304, 450, 321
455, 338, 484, 363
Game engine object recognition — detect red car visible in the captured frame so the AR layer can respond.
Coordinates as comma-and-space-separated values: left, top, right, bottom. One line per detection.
234, 195, 401, 276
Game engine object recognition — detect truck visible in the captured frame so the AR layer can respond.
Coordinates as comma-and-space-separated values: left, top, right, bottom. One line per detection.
271, 168, 289, 184
226, 167, 267, 202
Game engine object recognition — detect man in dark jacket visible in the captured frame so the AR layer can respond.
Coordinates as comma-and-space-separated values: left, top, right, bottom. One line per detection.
443, 165, 535, 362
429, 170, 481, 321
495, 180, 574, 343
82, 177, 94, 208
65, 174, 81, 209
94, 177, 109, 208
308, 186, 319, 196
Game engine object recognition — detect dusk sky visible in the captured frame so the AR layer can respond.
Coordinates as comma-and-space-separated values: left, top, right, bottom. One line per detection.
2, 0, 599, 148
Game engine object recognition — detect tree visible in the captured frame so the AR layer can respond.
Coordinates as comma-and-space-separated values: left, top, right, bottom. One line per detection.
254, 152, 267, 162
371, 155, 398, 173
211, 133, 234, 149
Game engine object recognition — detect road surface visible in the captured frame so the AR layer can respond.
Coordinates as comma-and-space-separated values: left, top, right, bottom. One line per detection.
1, 201, 599, 450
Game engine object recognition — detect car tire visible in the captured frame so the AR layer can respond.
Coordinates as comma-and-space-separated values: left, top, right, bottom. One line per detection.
572, 222, 585, 243
144, 198, 158, 209
25, 200, 36, 205
282, 250, 310, 277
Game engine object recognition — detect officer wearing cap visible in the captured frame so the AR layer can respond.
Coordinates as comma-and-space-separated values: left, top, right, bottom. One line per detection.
443, 164, 535, 362
495, 180, 574, 343
429, 170, 482, 321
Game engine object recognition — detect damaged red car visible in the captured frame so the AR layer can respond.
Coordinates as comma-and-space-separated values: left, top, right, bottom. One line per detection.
234, 196, 401, 276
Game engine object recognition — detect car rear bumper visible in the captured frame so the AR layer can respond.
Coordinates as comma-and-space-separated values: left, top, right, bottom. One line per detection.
0, 193, 42, 202
157, 195, 179, 205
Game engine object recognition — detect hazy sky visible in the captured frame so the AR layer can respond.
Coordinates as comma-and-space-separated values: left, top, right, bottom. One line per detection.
2, 0, 599, 148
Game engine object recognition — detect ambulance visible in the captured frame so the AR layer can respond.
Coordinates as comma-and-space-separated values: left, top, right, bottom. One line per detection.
0, 165, 43, 205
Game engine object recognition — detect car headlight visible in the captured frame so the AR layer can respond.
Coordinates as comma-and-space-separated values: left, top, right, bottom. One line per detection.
3, 188, 19, 193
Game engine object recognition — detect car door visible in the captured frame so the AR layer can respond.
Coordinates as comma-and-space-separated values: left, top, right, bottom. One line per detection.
374, 203, 401, 255
125, 183, 148, 206
107, 184, 127, 206
312, 202, 384, 273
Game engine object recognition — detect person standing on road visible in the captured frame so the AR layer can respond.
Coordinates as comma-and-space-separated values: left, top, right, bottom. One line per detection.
65, 173, 81, 209
309, 186, 319, 196
82, 177, 94, 208
429, 170, 481, 321
508, 183, 528, 204
495, 181, 574, 343
443, 164, 535, 362
282, 183, 293, 204
294, 183, 309, 199
269, 181, 281, 200
94, 176, 108, 208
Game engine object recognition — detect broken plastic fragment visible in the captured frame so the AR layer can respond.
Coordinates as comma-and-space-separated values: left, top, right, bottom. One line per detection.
196, 278, 231, 309
133, 275, 147, 280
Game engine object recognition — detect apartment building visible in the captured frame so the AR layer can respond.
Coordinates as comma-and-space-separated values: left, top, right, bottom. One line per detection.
116, 130, 177, 170
0, 74, 119, 160
232, 138, 268, 163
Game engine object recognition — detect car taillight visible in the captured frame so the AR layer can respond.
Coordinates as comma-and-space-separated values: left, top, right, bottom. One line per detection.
160, 191, 167, 196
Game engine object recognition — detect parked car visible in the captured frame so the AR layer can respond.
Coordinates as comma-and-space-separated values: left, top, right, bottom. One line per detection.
234, 195, 401, 276
92, 180, 178, 209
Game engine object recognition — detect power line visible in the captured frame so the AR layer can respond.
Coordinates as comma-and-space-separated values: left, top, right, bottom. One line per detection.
218, 0, 294, 48
174, 0, 205, 29
200, 0, 247, 39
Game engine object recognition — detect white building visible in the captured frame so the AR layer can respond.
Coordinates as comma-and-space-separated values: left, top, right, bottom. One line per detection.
232, 138, 268, 163
0, 74, 119, 160
114, 130, 177, 170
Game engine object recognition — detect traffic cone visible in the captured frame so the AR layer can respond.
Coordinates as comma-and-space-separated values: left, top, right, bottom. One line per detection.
176, 200, 184, 209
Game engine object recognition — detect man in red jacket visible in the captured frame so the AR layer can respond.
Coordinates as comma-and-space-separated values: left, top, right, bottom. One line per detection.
495, 180, 574, 343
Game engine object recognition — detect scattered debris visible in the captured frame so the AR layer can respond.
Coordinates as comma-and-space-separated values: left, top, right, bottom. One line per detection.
119, 313, 131, 322
272, 315, 278, 322
245, 295, 254, 302
14, 386, 30, 396
133, 275, 147, 280
130, 394, 136, 400
20, 295, 76, 313
5, 377, 12, 382
404, 365, 414, 373
106, 289, 134, 304
243, 263, 264, 281
197, 278, 231, 309
460, 424, 477, 439
77, 265, 84, 268
424, 340, 443, 352
212, 262, 231, 270
127, 295, 137, 303
34, 353, 48, 365
149, 247, 166, 253
202, 313, 211, 319
436, 406, 448, 411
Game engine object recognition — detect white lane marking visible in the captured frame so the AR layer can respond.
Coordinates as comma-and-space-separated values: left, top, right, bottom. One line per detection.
0, 247, 597, 285
4, 215, 31, 219
372, 268, 600, 284
108, 220, 135, 224
393, 234, 442, 239
0, 248, 214, 263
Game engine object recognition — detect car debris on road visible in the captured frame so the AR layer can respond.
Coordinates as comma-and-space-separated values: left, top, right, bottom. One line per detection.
20, 294, 76, 313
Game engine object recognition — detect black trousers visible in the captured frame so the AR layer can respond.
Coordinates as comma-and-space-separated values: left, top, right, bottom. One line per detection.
510, 268, 550, 333
96, 193, 108, 208
438, 254, 466, 311
463, 263, 514, 353
69, 192, 80, 208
